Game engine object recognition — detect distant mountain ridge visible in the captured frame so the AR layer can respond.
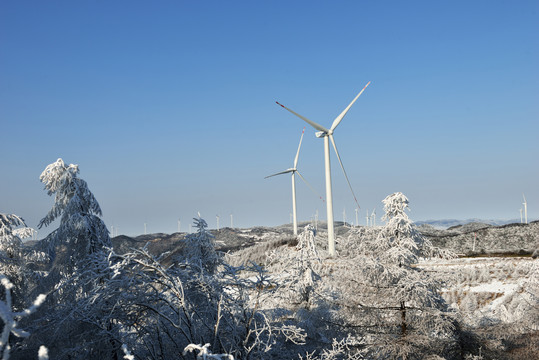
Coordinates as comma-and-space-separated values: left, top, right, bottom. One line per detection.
415, 218, 524, 229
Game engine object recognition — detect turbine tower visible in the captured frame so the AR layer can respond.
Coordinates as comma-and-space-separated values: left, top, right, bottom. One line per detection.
216, 215, 220, 231
276, 82, 370, 255
371, 208, 376, 226
520, 208, 523, 224
522, 194, 528, 224
355, 208, 359, 227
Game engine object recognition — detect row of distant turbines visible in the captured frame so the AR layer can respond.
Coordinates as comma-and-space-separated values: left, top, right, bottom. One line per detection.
122, 193, 529, 238
267, 82, 371, 256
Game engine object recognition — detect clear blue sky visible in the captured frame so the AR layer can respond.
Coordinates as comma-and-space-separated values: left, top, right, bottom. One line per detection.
1, 1, 537, 237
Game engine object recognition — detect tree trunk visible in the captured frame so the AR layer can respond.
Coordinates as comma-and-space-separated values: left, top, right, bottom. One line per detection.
400, 300, 407, 337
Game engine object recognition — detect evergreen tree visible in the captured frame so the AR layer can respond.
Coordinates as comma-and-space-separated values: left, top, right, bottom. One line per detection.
180, 216, 220, 274
37, 158, 111, 275
317, 193, 457, 359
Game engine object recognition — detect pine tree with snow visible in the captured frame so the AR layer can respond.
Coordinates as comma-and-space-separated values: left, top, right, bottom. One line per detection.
180, 216, 220, 273
37, 158, 111, 275
15, 159, 114, 359
316, 192, 457, 359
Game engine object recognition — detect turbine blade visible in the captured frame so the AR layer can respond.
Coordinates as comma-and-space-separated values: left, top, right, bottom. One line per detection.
296, 170, 325, 203
293, 127, 306, 168
276, 101, 329, 133
265, 169, 294, 179
330, 81, 371, 132
329, 134, 361, 210
523, 193, 527, 203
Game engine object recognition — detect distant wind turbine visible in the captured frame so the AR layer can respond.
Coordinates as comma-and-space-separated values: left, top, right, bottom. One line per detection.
216, 215, 220, 231
366, 209, 370, 227
520, 208, 523, 224
371, 208, 376, 227
522, 194, 528, 224
276, 82, 370, 255
265, 127, 322, 236
230, 213, 234, 228
355, 208, 359, 227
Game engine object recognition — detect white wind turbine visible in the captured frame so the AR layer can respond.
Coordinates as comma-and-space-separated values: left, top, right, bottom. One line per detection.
266, 128, 321, 236
276, 82, 370, 256
522, 194, 528, 224
371, 208, 376, 226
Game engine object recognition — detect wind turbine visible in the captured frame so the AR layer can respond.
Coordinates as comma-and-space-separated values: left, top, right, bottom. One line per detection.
366, 209, 370, 227
276, 82, 370, 255
522, 194, 528, 224
520, 208, 523, 224
371, 208, 376, 226
266, 127, 322, 236
216, 215, 220, 231
355, 208, 359, 227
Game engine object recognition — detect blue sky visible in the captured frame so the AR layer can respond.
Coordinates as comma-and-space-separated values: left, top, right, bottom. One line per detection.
1, 1, 537, 236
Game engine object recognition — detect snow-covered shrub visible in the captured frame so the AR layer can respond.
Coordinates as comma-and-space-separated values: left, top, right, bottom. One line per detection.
39, 243, 305, 360
0, 213, 47, 309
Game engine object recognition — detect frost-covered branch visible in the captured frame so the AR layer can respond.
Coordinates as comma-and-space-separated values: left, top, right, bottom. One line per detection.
0, 275, 46, 360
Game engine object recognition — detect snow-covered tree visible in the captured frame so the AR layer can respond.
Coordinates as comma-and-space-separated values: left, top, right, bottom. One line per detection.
15, 159, 114, 359
0, 213, 46, 304
37, 158, 111, 275
315, 193, 457, 359
180, 217, 220, 273
266, 225, 322, 308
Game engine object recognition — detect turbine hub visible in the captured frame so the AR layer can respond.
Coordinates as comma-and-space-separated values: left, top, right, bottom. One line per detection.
315, 131, 327, 138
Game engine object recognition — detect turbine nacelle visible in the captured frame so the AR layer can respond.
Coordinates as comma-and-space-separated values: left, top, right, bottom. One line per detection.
315, 131, 327, 138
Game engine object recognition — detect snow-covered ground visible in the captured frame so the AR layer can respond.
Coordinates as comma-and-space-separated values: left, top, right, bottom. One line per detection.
419, 256, 537, 327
